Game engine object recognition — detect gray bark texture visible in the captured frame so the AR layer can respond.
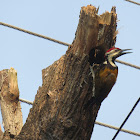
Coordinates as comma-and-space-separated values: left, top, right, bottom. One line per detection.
1, 5, 117, 140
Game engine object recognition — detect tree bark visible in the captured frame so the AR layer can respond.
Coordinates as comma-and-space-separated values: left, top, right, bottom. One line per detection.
0, 68, 23, 139
15, 5, 117, 140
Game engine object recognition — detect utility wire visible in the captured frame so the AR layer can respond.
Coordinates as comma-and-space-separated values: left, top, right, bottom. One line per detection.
115, 59, 140, 70
112, 97, 140, 140
95, 121, 140, 137
1, 22, 140, 137
19, 98, 33, 105
125, 0, 140, 6
0, 22, 70, 47
0, 22, 140, 70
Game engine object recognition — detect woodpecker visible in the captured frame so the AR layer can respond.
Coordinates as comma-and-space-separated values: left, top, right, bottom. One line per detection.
89, 47, 132, 105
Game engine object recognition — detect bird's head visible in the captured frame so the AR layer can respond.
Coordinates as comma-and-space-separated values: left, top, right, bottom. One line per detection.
105, 47, 132, 67
105, 47, 132, 61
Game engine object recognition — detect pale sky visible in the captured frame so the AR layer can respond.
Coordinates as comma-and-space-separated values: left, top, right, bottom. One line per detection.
0, 0, 140, 139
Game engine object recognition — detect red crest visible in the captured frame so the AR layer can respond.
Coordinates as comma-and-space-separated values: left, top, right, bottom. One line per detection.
106, 47, 120, 53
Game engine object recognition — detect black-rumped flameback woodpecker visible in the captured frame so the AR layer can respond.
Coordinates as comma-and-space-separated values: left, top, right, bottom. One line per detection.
89, 47, 132, 105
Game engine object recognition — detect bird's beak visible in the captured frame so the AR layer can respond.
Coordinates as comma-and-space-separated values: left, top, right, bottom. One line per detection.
119, 49, 132, 56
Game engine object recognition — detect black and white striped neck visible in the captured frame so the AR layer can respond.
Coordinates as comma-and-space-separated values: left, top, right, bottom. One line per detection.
103, 57, 117, 68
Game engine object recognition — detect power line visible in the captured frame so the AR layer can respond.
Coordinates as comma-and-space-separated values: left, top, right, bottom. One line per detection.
0, 22, 140, 70
0, 22, 70, 47
112, 97, 140, 140
125, 0, 140, 6
1, 23, 140, 137
115, 59, 140, 70
95, 121, 140, 137
19, 98, 33, 105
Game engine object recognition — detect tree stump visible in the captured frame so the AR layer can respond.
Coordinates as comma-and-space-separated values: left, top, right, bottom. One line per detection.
0, 68, 23, 139
15, 5, 117, 140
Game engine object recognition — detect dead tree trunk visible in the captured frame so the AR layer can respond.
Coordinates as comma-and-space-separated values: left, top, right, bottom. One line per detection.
15, 5, 117, 140
0, 68, 23, 138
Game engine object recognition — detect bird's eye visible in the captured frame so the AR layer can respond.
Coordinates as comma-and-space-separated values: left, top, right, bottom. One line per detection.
115, 49, 121, 52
